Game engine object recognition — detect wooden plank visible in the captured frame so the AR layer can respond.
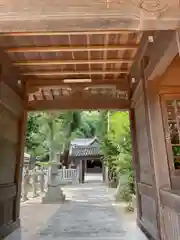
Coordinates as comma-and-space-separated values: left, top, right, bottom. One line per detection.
14, 83, 27, 220
0, 105, 19, 143
145, 30, 177, 81
0, 48, 24, 97
23, 70, 129, 76
14, 59, 133, 66
130, 31, 152, 81
159, 86, 180, 94
0, 82, 23, 117
141, 60, 163, 240
160, 189, 180, 214
162, 205, 180, 240
7, 44, 138, 53
0, 184, 16, 201
27, 79, 129, 90
27, 97, 130, 111
137, 182, 154, 198
129, 108, 142, 219
0, 30, 136, 37
0, 7, 180, 33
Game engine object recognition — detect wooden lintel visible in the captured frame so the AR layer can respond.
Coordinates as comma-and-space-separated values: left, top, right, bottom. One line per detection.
158, 86, 180, 94
1, 30, 136, 37
27, 78, 128, 90
23, 70, 129, 77
14, 59, 133, 66
7, 44, 138, 53
27, 97, 130, 111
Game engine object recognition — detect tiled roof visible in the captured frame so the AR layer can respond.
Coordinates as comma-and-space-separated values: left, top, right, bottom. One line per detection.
70, 137, 98, 146
69, 145, 101, 157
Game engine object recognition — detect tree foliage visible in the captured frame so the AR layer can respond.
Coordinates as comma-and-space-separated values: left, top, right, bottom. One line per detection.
26, 110, 134, 201
26, 111, 100, 160
100, 111, 134, 201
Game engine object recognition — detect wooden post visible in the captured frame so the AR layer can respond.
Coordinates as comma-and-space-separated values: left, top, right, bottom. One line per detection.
129, 108, 142, 221
141, 58, 161, 240
14, 82, 28, 220
141, 57, 172, 240
176, 29, 180, 56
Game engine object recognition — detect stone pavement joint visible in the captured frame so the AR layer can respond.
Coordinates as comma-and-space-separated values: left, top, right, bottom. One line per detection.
5, 179, 148, 240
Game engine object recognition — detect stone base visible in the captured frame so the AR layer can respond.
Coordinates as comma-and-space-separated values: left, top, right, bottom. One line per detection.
42, 185, 65, 204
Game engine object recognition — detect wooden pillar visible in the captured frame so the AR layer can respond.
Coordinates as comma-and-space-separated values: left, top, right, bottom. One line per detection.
14, 83, 27, 220
142, 59, 171, 240
141, 60, 161, 240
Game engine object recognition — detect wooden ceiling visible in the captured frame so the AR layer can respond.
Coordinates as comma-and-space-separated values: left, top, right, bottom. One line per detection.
0, 30, 142, 110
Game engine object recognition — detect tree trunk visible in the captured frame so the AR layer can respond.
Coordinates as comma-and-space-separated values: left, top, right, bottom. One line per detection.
63, 149, 69, 168
48, 121, 55, 161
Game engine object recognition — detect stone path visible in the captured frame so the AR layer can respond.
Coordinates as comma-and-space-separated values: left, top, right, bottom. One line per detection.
6, 181, 148, 240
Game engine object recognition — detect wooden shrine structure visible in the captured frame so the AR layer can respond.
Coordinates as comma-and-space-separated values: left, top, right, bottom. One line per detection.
1, 0, 180, 239
69, 138, 102, 182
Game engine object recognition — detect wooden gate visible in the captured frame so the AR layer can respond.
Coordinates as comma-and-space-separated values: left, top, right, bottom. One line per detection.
0, 75, 26, 238
131, 82, 159, 239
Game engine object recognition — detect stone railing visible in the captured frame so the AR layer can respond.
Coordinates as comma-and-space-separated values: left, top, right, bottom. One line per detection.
21, 167, 48, 202
21, 167, 80, 202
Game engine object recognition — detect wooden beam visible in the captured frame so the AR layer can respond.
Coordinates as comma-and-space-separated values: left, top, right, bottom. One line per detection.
145, 30, 178, 80
1, 30, 136, 37
7, 44, 138, 53
27, 97, 130, 111
14, 59, 133, 66
130, 32, 152, 80
26, 78, 128, 90
23, 70, 129, 76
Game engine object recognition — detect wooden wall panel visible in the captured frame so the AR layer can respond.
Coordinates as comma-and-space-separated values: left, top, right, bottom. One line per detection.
0, 105, 19, 143
0, 136, 17, 184
141, 195, 157, 227
134, 93, 153, 185
0, 82, 23, 117
132, 81, 160, 239
162, 206, 180, 240
0, 79, 26, 238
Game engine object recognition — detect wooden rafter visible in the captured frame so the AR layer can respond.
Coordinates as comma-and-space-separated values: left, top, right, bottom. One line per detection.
26, 79, 129, 90
14, 59, 133, 66
0, 30, 136, 37
86, 34, 91, 79
103, 34, 109, 80
23, 70, 129, 76
6, 44, 138, 53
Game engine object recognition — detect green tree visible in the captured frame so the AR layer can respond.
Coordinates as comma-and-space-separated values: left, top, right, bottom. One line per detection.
100, 111, 134, 202
61, 111, 81, 166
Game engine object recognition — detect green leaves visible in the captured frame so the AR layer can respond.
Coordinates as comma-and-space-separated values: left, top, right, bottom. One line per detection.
99, 111, 134, 199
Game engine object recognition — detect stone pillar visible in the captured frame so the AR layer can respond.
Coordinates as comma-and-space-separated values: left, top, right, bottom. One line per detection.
42, 160, 65, 204
32, 168, 38, 198
21, 168, 30, 202
39, 168, 45, 193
